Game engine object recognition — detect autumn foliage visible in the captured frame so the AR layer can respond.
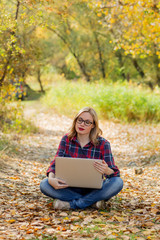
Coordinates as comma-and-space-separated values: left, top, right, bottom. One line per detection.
0, 0, 159, 88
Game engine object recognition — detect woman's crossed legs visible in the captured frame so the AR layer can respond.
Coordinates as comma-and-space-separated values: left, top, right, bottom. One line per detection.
40, 177, 123, 209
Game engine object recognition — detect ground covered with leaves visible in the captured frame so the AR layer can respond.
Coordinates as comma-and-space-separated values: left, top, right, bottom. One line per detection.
0, 105, 160, 240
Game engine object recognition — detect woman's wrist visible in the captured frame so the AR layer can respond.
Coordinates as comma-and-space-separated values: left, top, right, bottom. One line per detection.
48, 172, 55, 179
105, 167, 114, 175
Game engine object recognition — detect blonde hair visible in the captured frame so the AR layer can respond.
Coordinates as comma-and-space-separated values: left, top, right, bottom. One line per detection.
68, 107, 102, 145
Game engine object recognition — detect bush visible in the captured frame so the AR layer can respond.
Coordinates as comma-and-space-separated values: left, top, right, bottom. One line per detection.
42, 80, 160, 123
0, 96, 37, 134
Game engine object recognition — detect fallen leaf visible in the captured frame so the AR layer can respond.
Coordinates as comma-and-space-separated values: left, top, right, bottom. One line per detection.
151, 208, 159, 214
6, 219, 16, 224
107, 234, 117, 239
143, 222, 155, 227
59, 212, 68, 217
82, 216, 93, 224
114, 216, 125, 222
10, 210, 16, 215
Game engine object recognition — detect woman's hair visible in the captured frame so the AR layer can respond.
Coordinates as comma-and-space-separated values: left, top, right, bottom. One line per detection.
68, 107, 102, 145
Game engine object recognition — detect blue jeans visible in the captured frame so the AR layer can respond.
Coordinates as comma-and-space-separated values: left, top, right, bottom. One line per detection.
40, 177, 123, 209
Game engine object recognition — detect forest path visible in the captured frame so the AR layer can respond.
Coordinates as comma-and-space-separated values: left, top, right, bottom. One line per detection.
23, 102, 160, 169
0, 103, 160, 240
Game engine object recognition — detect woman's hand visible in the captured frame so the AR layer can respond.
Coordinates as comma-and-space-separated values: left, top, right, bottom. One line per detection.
94, 160, 114, 175
48, 172, 69, 189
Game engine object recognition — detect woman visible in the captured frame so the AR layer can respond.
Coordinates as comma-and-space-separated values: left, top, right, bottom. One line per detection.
40, 107, 123, 210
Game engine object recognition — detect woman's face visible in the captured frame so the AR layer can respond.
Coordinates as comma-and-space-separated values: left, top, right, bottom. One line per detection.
75, 112, 94, 136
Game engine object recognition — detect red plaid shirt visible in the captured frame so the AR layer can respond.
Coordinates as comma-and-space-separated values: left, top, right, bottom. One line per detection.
47, 134, 120, 178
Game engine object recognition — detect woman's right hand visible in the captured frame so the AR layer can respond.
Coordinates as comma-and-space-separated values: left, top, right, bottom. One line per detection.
48, 172, 69, 189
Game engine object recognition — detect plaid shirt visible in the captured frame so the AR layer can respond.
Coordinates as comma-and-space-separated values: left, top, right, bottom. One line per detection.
47, 134, 120, 178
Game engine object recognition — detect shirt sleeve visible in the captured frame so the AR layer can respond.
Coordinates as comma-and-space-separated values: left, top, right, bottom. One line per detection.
101, 139, 120, 178
46, 134, 68, 176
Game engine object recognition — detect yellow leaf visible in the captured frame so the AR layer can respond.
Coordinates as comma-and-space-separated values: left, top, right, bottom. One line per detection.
151, 203, 155, 207
10, 176, 19, 180
112, 232, 118, 236
40, 217, 50, 221
11, 210, 16, 215
114, 216, 125, 222
6, 219, 16, 223
97, 13, 102, 17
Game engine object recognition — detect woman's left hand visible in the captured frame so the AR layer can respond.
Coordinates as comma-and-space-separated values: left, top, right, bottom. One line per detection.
94, 160, 114, 175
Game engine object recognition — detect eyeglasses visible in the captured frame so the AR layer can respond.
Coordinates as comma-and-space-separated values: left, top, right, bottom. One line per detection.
76, 117, 93, 127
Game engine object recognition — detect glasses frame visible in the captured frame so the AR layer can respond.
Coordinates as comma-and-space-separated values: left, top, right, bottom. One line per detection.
76, 117, 93, 127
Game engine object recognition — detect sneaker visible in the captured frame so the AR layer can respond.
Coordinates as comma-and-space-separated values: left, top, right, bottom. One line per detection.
92, 200, 106, 209
53, 199, 70, 210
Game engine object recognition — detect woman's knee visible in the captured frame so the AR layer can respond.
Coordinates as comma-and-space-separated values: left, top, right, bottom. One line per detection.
40, 178, 48, 193
103, 177, 123, 192
116, 177, 123, 190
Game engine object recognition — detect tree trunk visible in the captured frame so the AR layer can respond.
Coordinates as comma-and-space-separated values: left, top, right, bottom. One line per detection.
0, 57, 11, 87
47, 26, 90, 82
37, 68, 45, 93
153, 45, 160, 87
72, 53, 90, 82
132, 58, 145, 78
115, 50, 126, 80
93, 31, 106, 79
0, 0, 20, 87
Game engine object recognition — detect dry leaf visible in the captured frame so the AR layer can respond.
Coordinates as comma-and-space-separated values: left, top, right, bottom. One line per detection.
6, 219, 16, 224
10, 210, 16, 215
114, 216, 125, 222
59, 212, 68, 217
83, 216, 93, 224
1, 105, 160, 240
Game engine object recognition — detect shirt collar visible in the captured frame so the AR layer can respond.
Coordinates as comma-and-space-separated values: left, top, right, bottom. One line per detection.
71, 135, 94, 146
71, 135, 77, 142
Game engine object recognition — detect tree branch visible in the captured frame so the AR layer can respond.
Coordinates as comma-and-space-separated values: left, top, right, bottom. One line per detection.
0, 0, 21, 87
15, 0, 20, 20
47, 26, 90, 81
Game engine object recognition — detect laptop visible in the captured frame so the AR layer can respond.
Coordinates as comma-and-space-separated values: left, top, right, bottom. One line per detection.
55, 157, 103, 189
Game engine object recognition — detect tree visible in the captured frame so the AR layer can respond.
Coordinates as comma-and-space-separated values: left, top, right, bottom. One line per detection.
92, 0, 160, 86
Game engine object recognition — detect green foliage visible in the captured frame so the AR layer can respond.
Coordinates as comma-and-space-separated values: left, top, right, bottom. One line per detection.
1, 0, 159, 89
42, 80, 160, 123
0, 135, 19, 157
0, 135, 9, 152
0, 96, 37, 134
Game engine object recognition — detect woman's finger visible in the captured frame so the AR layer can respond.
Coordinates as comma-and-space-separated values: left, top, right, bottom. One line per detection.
94, 162, 105, 169
94, 164, 104, 174
58, 184, 69, 189
57, 178, 68, 184
94, 161, 102, 167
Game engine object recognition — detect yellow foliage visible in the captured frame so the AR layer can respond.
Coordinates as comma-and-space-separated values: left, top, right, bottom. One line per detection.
94, 0, 160, 57
97, 12, 102, 17
35, 27, 48, 39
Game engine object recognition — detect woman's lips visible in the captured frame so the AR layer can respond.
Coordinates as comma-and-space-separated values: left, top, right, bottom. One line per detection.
78, 127, 85, 131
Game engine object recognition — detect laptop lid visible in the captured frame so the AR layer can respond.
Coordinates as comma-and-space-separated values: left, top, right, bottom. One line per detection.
55, 157, 103, 189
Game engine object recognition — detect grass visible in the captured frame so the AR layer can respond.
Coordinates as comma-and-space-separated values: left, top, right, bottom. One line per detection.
0, 96, 38, 134
0, 136, 9, 152
0, 135, 19, 158
41, 80, 160, 123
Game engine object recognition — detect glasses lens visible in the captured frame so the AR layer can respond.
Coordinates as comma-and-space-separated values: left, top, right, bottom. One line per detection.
85, 120, 91, 126
77, 118, 83, 124
77, 118, 92, 126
